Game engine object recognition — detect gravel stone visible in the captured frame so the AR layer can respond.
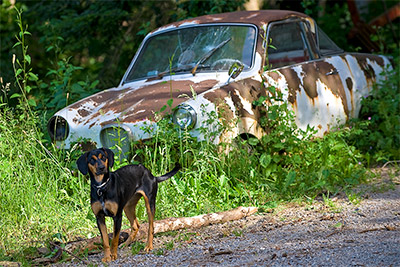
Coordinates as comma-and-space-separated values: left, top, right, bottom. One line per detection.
54, 168, 400, 266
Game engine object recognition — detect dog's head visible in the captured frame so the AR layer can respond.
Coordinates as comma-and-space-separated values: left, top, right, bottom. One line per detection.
76, 148, 114, 183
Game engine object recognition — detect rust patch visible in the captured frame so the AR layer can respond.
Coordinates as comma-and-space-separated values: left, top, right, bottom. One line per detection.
68, 79, 218, 127
277, 67, 302, 104
305, 61, 349, 117
78, 108, 90, 117
152, 10, 308, 34
266, 71, 281, 82
354, 54, 385, 84
204, 79, 263, 120
345, 77, 353, 91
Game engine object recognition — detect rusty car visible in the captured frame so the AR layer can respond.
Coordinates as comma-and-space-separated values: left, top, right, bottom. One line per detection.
47, 10, 392, 157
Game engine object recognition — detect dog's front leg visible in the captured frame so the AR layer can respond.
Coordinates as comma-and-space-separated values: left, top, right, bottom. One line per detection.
96, 214, 112, 262
111, 214, 122, 260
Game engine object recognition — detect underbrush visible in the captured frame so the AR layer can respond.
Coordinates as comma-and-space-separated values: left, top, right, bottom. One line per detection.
0, 108, 96, 262
0, 8, 398, 264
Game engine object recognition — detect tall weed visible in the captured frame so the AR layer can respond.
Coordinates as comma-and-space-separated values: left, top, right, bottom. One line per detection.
0, 9, 95, 259
346, 56, 400, 164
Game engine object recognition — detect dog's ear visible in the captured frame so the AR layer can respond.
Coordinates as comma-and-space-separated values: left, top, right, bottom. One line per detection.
76, 152, 89, 175
102, 148, 114, 168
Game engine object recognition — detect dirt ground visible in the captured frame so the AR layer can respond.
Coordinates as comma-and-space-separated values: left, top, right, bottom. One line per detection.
54, 167, 400, 266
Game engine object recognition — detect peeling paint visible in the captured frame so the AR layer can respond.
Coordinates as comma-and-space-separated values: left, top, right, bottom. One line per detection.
49, 10, 392, 150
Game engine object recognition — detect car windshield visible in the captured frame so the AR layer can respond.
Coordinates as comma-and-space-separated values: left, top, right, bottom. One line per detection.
125, 25, 256, 82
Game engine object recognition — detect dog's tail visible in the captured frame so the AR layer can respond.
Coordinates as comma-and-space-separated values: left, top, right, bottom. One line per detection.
156, 163, 181, 183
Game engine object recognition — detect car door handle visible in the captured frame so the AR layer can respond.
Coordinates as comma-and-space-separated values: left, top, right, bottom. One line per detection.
326, 69, 338, 76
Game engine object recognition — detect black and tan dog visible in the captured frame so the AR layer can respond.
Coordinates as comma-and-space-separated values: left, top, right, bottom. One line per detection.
77, 148, 180, 262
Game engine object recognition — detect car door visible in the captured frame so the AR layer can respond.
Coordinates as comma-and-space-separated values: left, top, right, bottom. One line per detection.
262, 19, 353, 136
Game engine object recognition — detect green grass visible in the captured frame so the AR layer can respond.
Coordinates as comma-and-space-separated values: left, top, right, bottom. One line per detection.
1, 7, 398, 264
0, 109, 97, 261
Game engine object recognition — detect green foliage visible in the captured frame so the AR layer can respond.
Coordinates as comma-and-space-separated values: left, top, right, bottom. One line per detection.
0, 8, 94, 261
0, 106, 94, 260
346, 58, 400, 164
300, 0, 321, 16
37, 53, 99, 116
11, 7, 38, 113
1, 2, 398, 263
249, 84, 365, 198
0, 0, 247, 109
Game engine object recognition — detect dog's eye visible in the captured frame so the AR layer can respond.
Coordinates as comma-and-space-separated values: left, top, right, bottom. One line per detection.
89, 158, 95, 164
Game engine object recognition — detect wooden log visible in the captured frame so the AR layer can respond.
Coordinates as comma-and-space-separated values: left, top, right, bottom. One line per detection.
65, 206, 258, 254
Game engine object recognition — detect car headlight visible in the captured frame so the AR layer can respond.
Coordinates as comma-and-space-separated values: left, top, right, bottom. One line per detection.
100, 126, 131, 158
173, 104, 197, 130
47, 116, 69, 141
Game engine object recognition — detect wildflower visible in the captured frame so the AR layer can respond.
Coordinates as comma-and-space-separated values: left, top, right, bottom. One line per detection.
368, 117, 371, 121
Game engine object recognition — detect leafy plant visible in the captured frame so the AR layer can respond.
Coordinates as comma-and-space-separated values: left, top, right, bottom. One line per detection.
11, 7, 39, 115
346, 59, 400, 164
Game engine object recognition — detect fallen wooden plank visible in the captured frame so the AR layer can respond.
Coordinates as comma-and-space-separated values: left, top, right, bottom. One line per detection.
65, 206, 258, 254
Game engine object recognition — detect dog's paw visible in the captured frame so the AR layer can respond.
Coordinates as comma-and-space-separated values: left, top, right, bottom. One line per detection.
111, 253, 118, 261
101, 255, 112, 263
144, 244, 153, 252
102, 249, 112, 262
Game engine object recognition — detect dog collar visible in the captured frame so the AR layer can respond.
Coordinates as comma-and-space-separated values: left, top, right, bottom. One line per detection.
94, 177, 111, 196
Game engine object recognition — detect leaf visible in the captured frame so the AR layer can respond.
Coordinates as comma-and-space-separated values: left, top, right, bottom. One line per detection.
90, 80, 99, 89
160, 105, 167, 112
10, 93, 22, 99
284, 171, 296, 189
248, 137, 259, 146
71, 83, 83, 93
28, 72, 38, 81
12, 42, 21, 48
15, 68, 23, 76
167, 98, 173, 107
268, 86, 276, 94
28, 98, 37, 107
24, 55, 31, 65
268, 110, 277, 120
260, 153, 272, 168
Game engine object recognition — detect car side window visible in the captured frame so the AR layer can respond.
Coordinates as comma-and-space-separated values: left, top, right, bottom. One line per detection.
317, 27, 343, 56
266, 21, 313, 69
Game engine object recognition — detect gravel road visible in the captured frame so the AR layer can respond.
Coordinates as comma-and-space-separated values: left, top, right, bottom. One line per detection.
56, 168, 400, 266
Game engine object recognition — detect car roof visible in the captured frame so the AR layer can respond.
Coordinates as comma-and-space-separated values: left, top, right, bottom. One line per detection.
151, 10, 309, 34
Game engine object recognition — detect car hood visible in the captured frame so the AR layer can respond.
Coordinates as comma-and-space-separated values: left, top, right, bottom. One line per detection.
58, 78, 219, 129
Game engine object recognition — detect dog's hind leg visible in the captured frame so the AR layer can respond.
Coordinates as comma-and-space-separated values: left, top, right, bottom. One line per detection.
121, 194, 141, 247
136, 190, 155, 252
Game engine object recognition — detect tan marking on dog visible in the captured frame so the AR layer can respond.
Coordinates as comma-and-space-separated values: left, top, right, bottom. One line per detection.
121, 194, 142, 247
137, 190, 154, 252
98, 221, 111, 262
88, 155, 105, 183
104, 201, 119, 217
91, 201, 102, 216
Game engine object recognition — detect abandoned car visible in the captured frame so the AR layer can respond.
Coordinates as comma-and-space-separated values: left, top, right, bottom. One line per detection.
48, 10, 392, 157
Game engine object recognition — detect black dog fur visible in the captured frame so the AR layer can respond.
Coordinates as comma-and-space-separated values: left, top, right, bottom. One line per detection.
76, 148, 180, 262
